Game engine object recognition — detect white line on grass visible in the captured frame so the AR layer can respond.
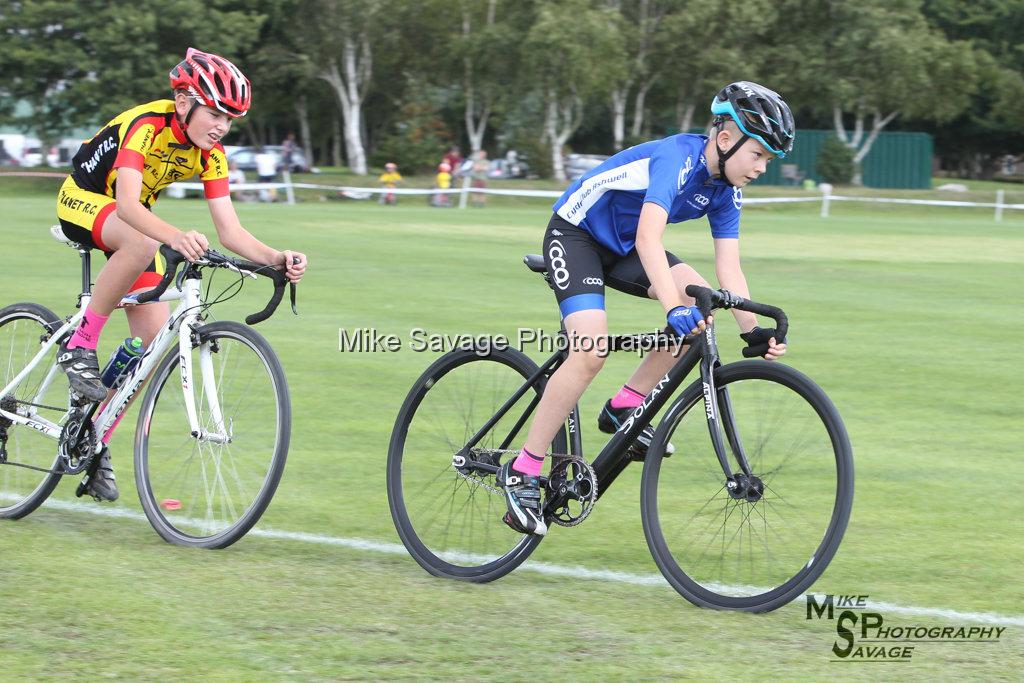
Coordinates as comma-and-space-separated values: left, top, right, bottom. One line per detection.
30, 497, 1024, 627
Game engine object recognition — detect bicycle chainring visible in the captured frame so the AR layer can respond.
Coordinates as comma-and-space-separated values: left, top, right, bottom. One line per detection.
58, 411, 97, 475
545, 456, 598, 527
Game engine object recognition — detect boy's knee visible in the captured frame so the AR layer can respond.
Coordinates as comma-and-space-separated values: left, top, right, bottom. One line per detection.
569, 349, 606, 377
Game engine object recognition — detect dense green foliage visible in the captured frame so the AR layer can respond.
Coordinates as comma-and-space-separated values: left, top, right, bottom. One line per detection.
0, 0, 1020, 177
816, 135, 857, 184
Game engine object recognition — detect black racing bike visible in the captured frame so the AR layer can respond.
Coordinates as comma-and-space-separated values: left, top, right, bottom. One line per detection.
387, 254, 853, 612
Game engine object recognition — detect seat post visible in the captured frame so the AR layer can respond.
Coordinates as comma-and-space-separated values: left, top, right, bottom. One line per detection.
79, 248, 92, 297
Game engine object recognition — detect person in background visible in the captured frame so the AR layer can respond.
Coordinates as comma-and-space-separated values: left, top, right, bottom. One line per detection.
280, 132, 297, 173
432, 161, 452, 207
254, 146, 278, 202
379, 162, 402, 205
443, 146, 463, 179
227, 159, 252, 202
470, 150, 489, 207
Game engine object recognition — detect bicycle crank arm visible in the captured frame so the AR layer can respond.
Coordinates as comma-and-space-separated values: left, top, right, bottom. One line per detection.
451, 453, 550, 487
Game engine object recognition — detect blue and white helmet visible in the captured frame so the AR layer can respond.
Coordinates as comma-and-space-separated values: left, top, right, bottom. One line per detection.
711, 81, 795, 157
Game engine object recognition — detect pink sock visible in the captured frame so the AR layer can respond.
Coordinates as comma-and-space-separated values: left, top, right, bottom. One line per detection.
67, 306, 109, 350
610, 384, 645, 409
512, 448, 545, 477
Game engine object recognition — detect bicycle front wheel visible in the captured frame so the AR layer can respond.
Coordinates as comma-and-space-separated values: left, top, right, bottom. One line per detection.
135, 321, 290, 548
388, 347, 567, 582
641, 361, 853, 612
0, 303, 66, 519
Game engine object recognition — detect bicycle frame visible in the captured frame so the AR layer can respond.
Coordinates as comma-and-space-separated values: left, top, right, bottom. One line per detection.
461, 323, 757, 499
0, 274, 230, 457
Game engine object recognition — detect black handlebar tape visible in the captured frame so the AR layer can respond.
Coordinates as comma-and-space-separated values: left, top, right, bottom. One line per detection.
135, 245, 186, 303
739, 302, 789, 358
246, 280, 286, 325
683, 284, 717, 319
683, 284, 789, 358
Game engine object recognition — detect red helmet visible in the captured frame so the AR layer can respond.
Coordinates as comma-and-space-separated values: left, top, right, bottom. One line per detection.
438, 162, 451, 172
385, 162, 397, 171
169, 48, 251, 118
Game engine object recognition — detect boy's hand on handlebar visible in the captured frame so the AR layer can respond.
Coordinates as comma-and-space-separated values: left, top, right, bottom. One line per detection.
741, 326, 787, 361
171, 230, 209, 262
667, 305, 711, 336
277, 250, 307, 283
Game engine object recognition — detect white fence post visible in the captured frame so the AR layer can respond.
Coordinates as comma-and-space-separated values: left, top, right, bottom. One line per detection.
282, 170, 295, 205
820, 184, 832, 218
995, 189, 1004, 222
458, 175, 471, 209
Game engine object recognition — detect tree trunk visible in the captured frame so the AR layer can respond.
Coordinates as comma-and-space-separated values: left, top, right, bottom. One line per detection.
332, 115, 343, 168
835, 105, 898, 185
676, 98, 695, 134
630, 77, 654, 139
611, 88, 628, 150
319, 34, 372, 175
545, 88, 583, 182
296, 95, 313, 169
462, 0, 497, 155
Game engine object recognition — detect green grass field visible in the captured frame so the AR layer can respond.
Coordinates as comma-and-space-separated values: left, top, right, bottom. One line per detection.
1, 176, 1022, 680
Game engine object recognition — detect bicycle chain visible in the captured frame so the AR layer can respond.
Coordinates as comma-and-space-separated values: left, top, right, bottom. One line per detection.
453, 448, 598, 526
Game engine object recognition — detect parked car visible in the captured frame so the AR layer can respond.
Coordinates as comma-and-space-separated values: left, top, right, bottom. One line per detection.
486, 157, 532, 179
0, 146, 20, 168
564, 153, 609, 181
227, 145, 308, 173
20, 146, 61, 167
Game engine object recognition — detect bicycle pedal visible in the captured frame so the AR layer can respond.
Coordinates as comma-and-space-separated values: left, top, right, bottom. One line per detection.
501, 511, 529, 535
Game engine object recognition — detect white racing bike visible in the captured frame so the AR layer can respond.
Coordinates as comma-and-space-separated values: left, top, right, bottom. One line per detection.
0, 228, 296, 548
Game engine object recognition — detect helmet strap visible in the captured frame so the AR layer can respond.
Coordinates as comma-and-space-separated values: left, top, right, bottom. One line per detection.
183, 100, 201, 127
715, 125, 749, 186
173, 99, 202, 146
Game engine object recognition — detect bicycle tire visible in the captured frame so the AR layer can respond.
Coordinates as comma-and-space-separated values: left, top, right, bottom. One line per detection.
641, 360, 853, 612
134, 320, 290, 548
0, 303, 66, 519
388, 346, 567, 581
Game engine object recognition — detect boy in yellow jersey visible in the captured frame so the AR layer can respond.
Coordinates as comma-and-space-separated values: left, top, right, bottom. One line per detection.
379, 162, 402, 205
55, 48, 308, 501
431, 161, 452, 207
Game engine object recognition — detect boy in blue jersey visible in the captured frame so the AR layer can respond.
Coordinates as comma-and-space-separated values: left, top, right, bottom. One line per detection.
499, 82, 796, 535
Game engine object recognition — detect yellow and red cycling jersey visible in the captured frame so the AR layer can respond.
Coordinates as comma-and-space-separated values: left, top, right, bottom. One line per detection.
379, 171, 402, 187
69, 99, 229, 206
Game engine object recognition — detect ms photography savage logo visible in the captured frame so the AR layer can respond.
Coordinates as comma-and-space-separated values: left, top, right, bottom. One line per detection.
806, 594, 1007, 662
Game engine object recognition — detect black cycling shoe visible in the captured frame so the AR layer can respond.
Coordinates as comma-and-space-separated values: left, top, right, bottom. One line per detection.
82, 446, 119, 502
497, 461, 547, 536
597, 399, 675, 461
57, 341, 108, 404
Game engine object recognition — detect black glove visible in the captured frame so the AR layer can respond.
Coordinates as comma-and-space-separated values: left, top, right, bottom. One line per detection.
740, 327, 784, 358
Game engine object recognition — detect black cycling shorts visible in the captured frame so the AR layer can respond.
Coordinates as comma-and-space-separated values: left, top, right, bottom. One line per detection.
542, 213, 682, 318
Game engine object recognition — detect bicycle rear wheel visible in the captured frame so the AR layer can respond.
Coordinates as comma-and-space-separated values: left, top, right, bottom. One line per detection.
134, 321, 290, 548
0, 303, 66, 519
641, 361, 853, 612
388, 346, 567, 581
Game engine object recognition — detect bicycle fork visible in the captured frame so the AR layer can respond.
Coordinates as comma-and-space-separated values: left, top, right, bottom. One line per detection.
698, 326, 762, 502
176, 281, 231, 445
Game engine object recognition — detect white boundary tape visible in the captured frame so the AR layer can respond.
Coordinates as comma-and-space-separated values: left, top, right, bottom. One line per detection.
24, 497, 1024, 626
3, 172, 1020, 218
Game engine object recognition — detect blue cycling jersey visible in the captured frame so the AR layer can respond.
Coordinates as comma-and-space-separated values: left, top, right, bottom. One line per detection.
553, 134, 742, 255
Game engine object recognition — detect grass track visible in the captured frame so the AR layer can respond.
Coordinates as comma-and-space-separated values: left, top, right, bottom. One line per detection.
0, 183, 1021, 679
